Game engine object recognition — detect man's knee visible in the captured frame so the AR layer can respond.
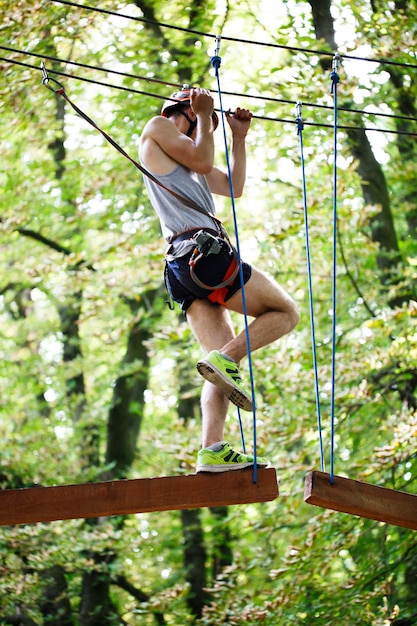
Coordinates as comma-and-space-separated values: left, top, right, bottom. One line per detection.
288, 300, 300, 330
279, 297, 300, 332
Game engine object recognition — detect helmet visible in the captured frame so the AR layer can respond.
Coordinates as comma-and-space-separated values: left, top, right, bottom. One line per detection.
161, 85, 192, 117
161, 85, 219, 131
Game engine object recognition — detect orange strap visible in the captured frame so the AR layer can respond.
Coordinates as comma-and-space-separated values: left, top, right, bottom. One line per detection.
207, 256, 239, 306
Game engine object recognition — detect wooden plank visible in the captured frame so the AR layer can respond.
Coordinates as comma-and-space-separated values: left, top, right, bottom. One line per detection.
0, 468, 278, 526
304, 471, 417, 530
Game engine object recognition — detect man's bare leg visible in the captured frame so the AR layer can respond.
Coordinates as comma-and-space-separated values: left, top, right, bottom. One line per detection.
221, 267, 299, 362
186, 299, 236, 448
194, 267, 299, 413
187, 300, 239, 448
200, 381, 229, 447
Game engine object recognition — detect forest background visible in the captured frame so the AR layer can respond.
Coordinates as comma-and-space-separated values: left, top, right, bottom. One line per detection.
1, 0, 417, 624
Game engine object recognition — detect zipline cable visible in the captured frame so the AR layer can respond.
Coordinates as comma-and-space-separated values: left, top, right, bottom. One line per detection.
4, 44, 417, 126
51, 0, 417, 71
0, 45, 179, 90
3, 55, 417, 138
210, 37, 258, 483
295, 101, 325, 473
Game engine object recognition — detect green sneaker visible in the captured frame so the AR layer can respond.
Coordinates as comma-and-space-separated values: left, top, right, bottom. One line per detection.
196, 350, 253, 411
196, 442, 269, 473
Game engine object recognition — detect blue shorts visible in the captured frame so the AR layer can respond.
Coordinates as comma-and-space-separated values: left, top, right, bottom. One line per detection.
165, 246, 252, 312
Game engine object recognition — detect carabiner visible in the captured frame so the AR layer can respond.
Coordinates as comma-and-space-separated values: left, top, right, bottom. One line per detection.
295, 101, 304, 135
210, 34, 222, 71
41, 61, 65, 93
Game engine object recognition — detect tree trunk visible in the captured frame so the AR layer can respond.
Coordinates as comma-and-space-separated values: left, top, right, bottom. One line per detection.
177, 360, 209, 619
210, 506, 233, 579
39, 565, 74, 626
177, 358, 233, 618
181, 509, 209, 619
344, 122, 402, 276
79, 555, 126, 626
105, 288, 161, 477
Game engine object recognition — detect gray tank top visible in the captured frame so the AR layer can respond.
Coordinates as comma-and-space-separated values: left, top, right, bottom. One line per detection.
142, 163, 218, 241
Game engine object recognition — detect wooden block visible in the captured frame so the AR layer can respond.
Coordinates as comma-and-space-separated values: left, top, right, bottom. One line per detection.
304, 471, 417, 530
0, 468, 278, 526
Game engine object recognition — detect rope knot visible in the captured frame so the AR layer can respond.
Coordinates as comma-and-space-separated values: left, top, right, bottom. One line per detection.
210, 55, 222, 70
330, 70, 340, 94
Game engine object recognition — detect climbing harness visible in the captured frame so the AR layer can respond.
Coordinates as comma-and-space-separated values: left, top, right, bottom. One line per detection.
188, 229, 239, 291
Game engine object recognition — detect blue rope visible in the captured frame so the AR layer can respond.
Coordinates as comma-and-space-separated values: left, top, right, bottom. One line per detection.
211, 42, 258, 483
237, 407, 246, 455
295, 103, 325, 472
329, 55, 341, 484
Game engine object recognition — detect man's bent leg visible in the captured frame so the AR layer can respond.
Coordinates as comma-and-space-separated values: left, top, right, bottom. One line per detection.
221, 267, 299, 363
194, 268, 298, 410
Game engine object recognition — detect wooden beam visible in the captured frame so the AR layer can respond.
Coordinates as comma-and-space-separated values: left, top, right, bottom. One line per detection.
0, 468, 278, 526
304, 471, 417, 530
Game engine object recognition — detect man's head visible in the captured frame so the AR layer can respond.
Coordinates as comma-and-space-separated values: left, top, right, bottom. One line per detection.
161, 85, 219, 136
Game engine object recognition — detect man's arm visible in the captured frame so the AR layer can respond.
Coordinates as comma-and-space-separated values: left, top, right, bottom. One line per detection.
206, 108, 252, 198
140, 89, 215, 175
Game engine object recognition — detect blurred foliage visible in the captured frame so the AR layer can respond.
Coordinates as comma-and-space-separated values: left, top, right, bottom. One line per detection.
0, 0, 417, 624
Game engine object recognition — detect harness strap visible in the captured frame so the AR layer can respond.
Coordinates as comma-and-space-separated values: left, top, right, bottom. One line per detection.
207, 256, 240, 306
189, 247, 239, 291
168, 227, 219, 244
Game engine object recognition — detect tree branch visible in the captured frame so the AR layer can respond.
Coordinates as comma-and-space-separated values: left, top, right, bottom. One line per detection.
114, 576, 166, 625
16, 227, 95, 271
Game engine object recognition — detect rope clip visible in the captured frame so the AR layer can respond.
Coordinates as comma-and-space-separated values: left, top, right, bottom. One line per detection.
295, 101, 304, 134
41, 61, 65, 94
210, 35, 222, 71
332, 53, 341, 72
214, 35, 221, 57
330, 53, 341, 92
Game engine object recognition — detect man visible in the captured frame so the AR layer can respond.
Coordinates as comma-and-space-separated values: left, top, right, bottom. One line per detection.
140, 85, 299, 473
